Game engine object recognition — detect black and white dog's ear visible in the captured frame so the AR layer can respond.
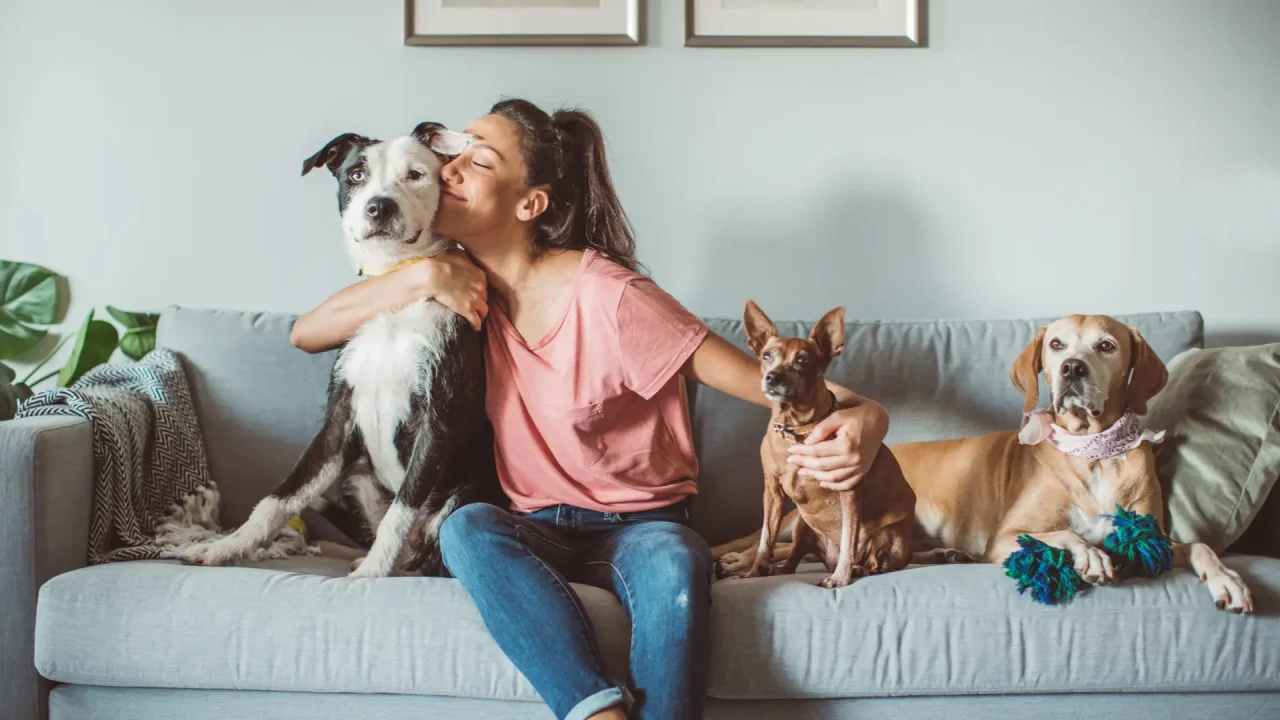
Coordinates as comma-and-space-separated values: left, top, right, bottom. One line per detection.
301, 133, 373, 177
413, 122, 474, 157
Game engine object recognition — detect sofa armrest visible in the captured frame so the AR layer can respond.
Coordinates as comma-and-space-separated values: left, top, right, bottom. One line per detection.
0, 416, 93, 720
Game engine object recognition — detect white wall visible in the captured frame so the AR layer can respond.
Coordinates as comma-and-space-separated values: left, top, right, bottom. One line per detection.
3, 0, 1278, 377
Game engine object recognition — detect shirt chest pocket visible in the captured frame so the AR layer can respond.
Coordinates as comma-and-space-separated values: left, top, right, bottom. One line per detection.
537, 403, 608, 469
534, 397, 680, 486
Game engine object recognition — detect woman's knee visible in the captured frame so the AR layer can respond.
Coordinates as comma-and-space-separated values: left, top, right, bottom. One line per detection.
625, 523, 713, 601
439, 502, 511, 564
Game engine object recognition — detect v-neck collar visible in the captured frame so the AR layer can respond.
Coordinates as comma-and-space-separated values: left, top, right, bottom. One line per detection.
491, 249, 593, 352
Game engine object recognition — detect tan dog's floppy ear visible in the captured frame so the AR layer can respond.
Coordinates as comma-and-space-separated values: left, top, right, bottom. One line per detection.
1125, 325, 1168, 415
810, 306, 846, 359
1010, 326, 1047, 414
743, 299, 778, 356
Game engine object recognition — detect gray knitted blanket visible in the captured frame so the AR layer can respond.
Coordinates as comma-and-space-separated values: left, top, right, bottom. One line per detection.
16, 349, 312, 564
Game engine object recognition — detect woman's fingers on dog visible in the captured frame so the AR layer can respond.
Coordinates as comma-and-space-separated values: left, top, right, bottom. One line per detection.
786, 452, 848, 471
817, 470, 867, 492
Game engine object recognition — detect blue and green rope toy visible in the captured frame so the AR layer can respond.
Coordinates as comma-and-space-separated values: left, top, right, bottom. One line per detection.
1003, 535, 1085, 605
1102, 506, 1173, 578
1003, 506, 1173, 606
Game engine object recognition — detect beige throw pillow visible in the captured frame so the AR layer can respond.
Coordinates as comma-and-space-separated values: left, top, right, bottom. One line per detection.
1144, 343, 1280, 552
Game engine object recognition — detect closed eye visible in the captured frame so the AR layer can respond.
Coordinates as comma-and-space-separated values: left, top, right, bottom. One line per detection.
472, 160, 490, 169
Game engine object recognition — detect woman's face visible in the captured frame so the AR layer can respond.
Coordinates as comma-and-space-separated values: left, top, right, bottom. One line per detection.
435, 113, 546, 245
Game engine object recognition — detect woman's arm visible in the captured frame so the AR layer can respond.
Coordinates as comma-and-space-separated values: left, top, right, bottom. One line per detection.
680, 332, 890, 492
290, 251, 489, 353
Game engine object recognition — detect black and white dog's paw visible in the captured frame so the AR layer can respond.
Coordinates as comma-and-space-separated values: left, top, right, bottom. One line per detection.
348, 554, 394, 579
179, 536, 251, 567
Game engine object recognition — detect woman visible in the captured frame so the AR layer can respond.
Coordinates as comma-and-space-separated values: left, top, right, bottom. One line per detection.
290, 99, 888, 720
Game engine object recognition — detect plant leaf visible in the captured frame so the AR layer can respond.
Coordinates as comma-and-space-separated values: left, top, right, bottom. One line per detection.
106, 307, 158, 360
0, 260, 60, 325
119, 327, 156, 360
0, 361, 20, 420
0, 313, 46, 359
0, 260, 60, 361
57, 310, 119, 387
105, 306, 158, 330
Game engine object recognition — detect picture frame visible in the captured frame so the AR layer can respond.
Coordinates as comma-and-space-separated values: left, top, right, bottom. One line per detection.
685, 0, 925, 48
405, 0, 642, 46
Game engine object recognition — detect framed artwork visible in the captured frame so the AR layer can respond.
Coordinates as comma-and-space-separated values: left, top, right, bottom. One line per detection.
405, 0, 642, 46
685, 0, 925, 47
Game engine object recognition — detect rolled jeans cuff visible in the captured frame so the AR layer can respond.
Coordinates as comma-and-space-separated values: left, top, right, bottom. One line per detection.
564, 686, 629, 720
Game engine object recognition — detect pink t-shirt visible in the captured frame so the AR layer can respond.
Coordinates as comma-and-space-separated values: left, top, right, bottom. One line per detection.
484, 249, 709, 513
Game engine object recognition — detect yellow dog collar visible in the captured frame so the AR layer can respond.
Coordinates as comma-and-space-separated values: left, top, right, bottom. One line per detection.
359, 257, 426, 277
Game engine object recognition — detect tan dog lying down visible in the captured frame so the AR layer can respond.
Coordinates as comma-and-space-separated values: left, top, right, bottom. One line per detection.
714, 314, 1253, 612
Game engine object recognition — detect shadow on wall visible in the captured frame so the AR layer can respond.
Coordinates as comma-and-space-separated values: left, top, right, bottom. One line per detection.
682, 175, 961, 323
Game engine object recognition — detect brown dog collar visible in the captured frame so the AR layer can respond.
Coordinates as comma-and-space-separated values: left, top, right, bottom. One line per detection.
772, 390, 839, 441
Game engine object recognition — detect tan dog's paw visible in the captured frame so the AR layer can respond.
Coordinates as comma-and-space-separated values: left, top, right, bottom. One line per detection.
935, 549, 974, 564
716, 552, 752, 578
819, 574, 851, 589
1073, 546, 1115, 585
1207, 566, 1254, 614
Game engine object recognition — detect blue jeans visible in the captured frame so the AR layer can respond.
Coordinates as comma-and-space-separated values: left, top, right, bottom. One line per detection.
439, 498, 711, 720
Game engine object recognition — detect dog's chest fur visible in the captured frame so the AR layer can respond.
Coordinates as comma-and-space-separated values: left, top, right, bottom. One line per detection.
334, 299, 455, 490
1060, 456, 1140, 544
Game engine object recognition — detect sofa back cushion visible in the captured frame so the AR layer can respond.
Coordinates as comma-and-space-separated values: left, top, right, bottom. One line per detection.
158, 306, 1202, 538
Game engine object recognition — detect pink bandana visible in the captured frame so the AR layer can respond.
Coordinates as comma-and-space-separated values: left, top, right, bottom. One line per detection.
1018, 409, 1165, 461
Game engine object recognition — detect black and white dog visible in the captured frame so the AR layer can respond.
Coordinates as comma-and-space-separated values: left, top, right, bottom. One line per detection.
181, 122, 503, 577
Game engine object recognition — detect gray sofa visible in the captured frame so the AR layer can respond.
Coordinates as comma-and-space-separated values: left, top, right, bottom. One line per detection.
5, 306, 1278, 720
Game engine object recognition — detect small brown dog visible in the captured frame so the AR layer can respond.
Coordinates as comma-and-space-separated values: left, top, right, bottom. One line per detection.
728, 300, 916, 588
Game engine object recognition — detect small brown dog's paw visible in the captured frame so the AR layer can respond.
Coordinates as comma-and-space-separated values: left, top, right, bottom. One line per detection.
819, 575, 851, 589
735, 564, 774, 580
770, 562, 797, 576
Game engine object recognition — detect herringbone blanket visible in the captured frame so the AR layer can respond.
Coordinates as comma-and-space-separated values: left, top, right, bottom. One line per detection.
16, 349, 311, 564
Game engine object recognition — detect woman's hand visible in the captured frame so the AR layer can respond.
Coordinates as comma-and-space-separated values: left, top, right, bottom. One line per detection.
423, 250, 489, 331
289, 250, 488, 353
786, 399, 890, 491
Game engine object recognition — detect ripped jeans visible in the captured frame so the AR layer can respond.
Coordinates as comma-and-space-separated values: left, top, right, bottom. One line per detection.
439, 498, 712, 720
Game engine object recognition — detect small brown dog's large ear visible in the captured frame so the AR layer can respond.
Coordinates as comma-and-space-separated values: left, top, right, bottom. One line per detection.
810, 306, 846, 359
1125, 325, 1168, 415
1010, 326, 1047, 414
743, 299, 778, 356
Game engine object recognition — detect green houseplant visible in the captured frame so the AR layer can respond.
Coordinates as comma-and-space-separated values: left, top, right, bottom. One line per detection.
0, 259, 159, 420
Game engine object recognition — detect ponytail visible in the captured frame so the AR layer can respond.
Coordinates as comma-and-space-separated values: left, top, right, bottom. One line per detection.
490, 99, 643, 274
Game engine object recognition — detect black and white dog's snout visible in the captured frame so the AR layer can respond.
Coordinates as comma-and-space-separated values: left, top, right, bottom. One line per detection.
364, 196, 398, 221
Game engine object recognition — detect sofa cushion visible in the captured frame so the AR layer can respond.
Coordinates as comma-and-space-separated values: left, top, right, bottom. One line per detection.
690, 311, 1203, 545
157, 307, 339, 527
35, 558, 631, 699
706, 557, 1280, 699
1145, 343, 1280, 552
